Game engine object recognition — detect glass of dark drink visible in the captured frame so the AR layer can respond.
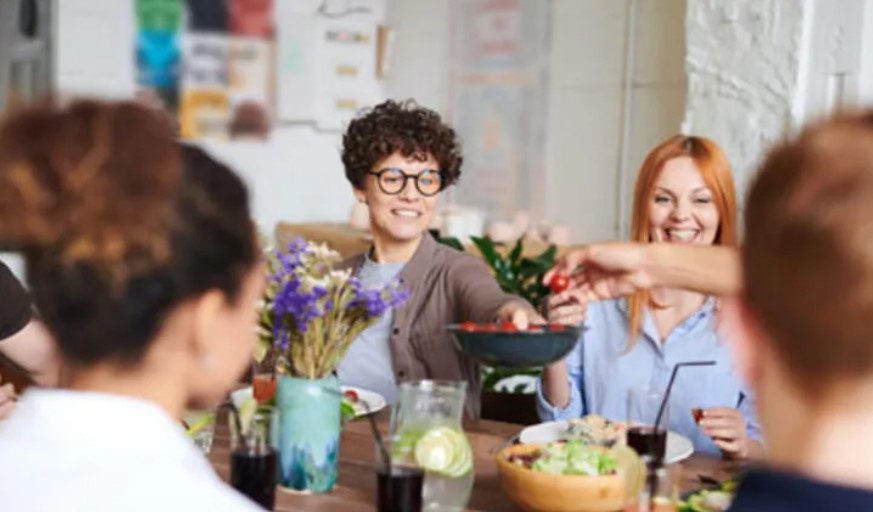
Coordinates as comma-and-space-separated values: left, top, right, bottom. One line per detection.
375, 436, 424, 512
231, 411, 277, 510
627, 387, 669, 461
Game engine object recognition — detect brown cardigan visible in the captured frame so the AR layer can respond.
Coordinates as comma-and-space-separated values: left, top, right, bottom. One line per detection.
341, 234, 530, 419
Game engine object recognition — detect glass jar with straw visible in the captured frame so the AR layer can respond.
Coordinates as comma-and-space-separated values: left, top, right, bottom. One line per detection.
230, 409, 277, 510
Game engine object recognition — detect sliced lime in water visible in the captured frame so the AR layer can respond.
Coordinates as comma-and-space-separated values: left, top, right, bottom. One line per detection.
392, 429, 424, 463
413, 426, 473, 477
443, 437, 473, 477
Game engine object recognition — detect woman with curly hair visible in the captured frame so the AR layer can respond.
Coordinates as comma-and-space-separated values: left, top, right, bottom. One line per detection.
337, 99, 538, 418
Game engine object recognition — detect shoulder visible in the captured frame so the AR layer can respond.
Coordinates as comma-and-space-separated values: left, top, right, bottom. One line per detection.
339, 252, 366, 273
436, 243, 486, 269
437, 246, 500, 287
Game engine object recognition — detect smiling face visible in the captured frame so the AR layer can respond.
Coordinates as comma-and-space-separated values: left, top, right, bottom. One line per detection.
648, 156, 721, 245
353, 151, 441, 246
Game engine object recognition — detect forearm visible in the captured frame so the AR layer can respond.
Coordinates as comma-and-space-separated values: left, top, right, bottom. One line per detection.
540, 363, 571, 409
0, 321, 59, 386
645, 244, 742, 296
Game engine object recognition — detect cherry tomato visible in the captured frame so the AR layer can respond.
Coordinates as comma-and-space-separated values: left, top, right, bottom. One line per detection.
460, 321, 478, 332
485, 324, 498, 332
343, 389, 359, 402
549, 274, 570, 294
499, 321, 518, 331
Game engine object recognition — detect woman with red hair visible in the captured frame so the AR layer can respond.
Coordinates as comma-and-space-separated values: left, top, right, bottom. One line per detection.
537, 135, 764, 459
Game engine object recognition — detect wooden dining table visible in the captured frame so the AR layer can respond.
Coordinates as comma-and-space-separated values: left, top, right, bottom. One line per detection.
209, 411, 748, 512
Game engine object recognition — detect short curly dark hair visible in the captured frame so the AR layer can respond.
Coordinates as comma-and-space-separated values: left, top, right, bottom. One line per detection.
342, 99, 463, 190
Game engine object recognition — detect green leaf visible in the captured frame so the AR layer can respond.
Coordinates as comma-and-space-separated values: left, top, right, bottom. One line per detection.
508, 238, 524, 269
470, 236, 505, 274
512, 383, 529, 394
438, 236, 465, 252
531, 244, 558, 267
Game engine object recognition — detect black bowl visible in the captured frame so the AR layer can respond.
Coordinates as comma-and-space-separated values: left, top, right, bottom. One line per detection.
447, 324, 583, 368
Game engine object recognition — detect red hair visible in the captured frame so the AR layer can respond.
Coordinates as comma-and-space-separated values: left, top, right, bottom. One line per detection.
627, 135, 738, 344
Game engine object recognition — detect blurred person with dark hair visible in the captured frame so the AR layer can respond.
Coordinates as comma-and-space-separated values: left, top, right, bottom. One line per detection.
549, 112, 873, 510
336, 99, 539, 418
0, 100, 264, 511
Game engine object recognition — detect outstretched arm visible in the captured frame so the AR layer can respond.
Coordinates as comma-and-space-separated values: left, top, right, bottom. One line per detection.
546, 242, 742, 299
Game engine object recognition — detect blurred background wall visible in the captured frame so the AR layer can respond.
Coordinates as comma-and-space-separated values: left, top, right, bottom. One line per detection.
3, 0, 873, 278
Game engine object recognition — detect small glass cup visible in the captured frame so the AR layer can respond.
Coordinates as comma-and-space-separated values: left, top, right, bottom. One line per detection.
627, 386, 669, 461
375, 435, 424, 512
624, 457, 679, 512
182, 408, 216, 454
252, 373, 277, 404
231, 411, 277, 510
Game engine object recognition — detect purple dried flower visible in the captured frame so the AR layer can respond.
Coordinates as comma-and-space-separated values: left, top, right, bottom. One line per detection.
389, 286, 411, 308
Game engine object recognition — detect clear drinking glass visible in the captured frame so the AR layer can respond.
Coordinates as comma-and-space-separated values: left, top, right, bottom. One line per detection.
626, 386, 669, 461
375, 435, 425, 512
624, 457, 679, 512
231, 411, 277, 510
182, 408, 217, 454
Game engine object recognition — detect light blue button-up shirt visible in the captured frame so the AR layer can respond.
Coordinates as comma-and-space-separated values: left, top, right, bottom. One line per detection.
536, 298, 762, 455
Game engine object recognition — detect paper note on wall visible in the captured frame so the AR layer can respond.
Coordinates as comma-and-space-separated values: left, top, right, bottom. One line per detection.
275, 0, 383, 130
314, 18, 379, 130
180, 33, 231, 139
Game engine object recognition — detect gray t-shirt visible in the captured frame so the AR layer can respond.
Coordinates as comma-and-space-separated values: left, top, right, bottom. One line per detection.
336, 255, 405, 405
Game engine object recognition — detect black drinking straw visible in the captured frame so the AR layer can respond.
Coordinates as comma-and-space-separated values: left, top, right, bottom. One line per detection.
324, 387, 391, 469
642, 360, 715, 506
228, 401, 245, 443
649, 360, 716, 462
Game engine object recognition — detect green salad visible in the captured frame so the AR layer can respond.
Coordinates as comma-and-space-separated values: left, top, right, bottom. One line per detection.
509, 440, 618, 476
679, 480, 738, 512
340, 397, 356, 423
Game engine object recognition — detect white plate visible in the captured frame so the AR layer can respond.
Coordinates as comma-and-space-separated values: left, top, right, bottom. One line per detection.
519, 420, 694, 464
231, 385, 387, 419
341, 385, 387, 418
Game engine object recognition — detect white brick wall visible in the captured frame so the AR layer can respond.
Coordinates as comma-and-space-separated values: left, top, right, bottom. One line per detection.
683, 0, 871, 203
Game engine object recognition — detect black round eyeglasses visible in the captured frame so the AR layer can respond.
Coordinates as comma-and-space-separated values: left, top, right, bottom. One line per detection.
368, 168, 445, 197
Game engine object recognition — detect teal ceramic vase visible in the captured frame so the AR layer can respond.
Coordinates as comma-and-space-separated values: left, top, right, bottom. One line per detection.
274, 374, 341, 493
